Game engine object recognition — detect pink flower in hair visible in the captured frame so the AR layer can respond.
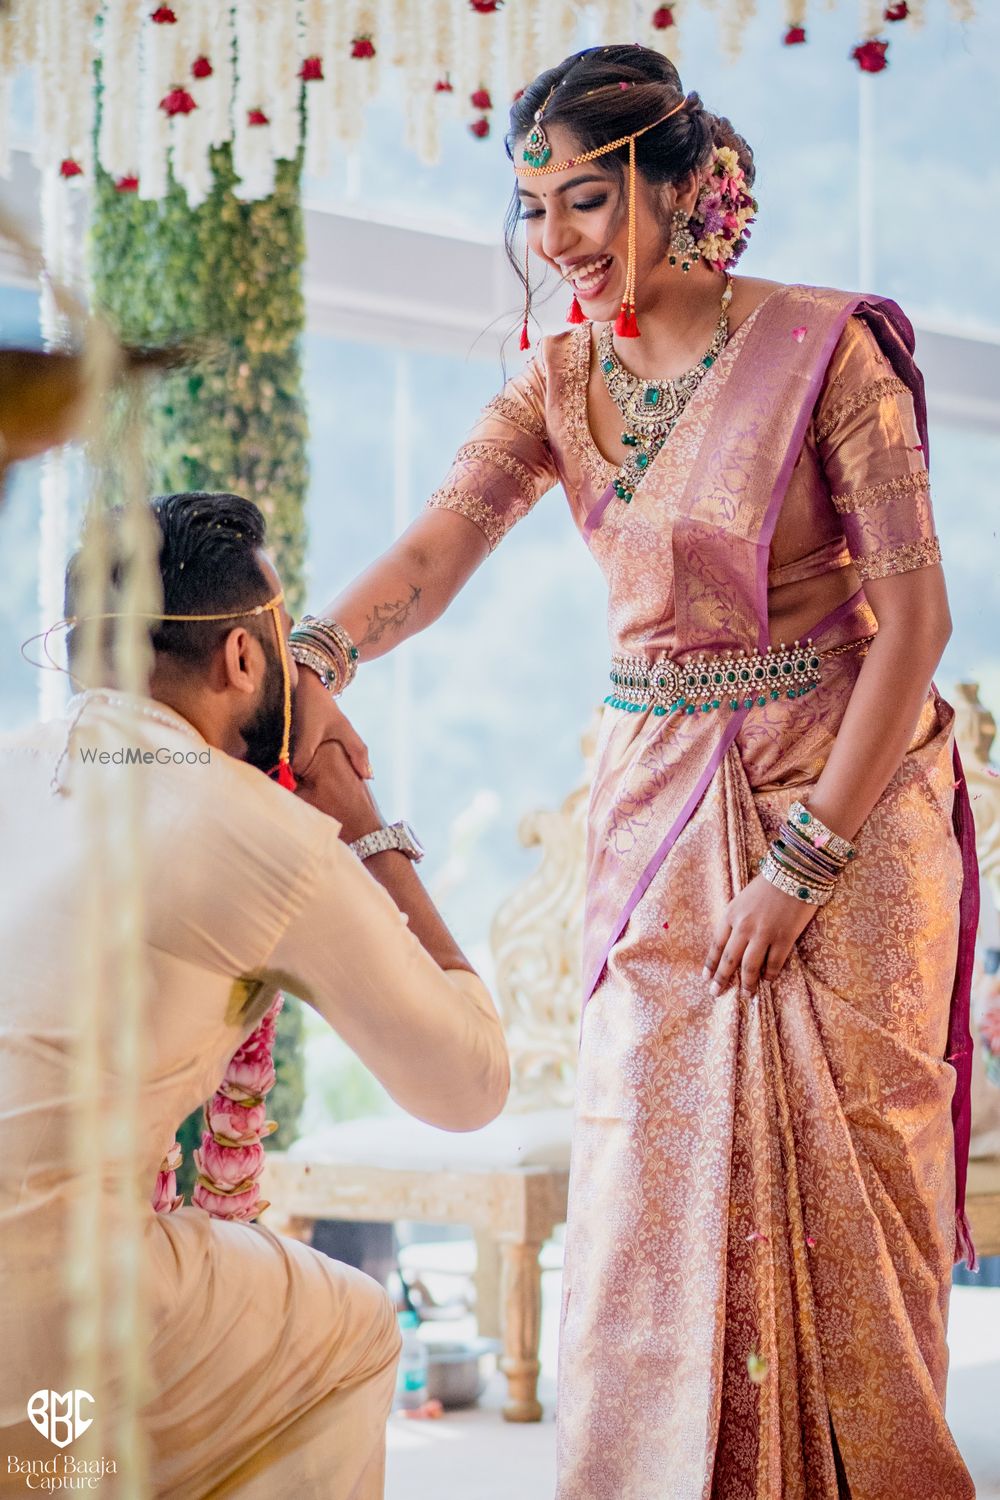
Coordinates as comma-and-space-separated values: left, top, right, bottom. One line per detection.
196, 1135, 266, 1189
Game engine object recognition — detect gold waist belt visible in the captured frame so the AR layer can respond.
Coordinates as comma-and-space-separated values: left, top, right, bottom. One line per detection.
606, 636, 874, 717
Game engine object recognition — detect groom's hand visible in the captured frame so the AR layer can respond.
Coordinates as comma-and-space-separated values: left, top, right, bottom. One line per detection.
292, 662, 373, 782
294, 737, 384, 846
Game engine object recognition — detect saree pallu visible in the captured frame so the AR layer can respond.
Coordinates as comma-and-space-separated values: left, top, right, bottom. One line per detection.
555, 288, 977, 1500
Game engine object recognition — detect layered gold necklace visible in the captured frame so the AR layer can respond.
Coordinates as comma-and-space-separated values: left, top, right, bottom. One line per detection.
598, 274, 733, 504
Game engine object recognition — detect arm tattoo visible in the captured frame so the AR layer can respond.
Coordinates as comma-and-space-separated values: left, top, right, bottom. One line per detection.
356, 584, 423, 648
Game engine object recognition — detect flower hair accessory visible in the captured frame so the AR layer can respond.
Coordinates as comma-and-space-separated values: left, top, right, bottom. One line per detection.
689, 145, 757, 272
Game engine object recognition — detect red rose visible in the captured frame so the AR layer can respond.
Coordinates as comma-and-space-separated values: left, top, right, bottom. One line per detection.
191, 55, 213, 79
652, 5, 674, 26
247, 107, 269, 126
299, 55, 324, 81
350, 36, 375, 58
150, 5, 177, 21
114, 174, 139, 192
469, 0, 503, 11
470, 86, 492, 109
434, 77, 454, 93
160, 86, 197, 116
469, 116, 490, 139
851, 37, 889, 72
783, 24, 807, 45
59, 158, 83, 179
884, 1, 908, 18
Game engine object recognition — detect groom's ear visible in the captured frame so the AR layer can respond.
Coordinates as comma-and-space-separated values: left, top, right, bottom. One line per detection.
219, 626, 261, 697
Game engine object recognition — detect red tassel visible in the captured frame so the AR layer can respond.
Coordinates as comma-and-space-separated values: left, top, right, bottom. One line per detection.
519, 320, 531, 351
566, 294, 586, 324
614, 304, 640, 338
274, 759, 297, 792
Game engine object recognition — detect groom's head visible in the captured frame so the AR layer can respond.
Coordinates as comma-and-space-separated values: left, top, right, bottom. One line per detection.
64, 491, 297, 770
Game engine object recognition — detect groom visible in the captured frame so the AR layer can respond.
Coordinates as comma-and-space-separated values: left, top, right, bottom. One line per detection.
0, 491, 509, 1497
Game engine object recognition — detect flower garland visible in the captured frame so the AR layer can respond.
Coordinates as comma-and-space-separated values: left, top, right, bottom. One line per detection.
690, 145, 757, 272
153, 994, 283, 1221
0, 1, 981, 196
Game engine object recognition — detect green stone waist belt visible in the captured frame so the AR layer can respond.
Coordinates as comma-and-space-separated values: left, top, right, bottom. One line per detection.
605, 635, 875, 717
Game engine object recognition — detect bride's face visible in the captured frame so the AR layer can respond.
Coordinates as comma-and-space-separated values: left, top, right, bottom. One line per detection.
515, 122, 682, 322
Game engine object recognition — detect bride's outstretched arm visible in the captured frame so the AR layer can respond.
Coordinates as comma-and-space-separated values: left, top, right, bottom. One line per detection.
291, 508, 491, 777
317, 506, 490, 663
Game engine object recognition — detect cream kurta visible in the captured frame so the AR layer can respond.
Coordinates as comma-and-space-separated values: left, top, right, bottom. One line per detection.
0, 690, 509, 1497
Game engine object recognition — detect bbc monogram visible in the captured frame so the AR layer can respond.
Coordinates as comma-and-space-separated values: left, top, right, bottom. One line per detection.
26, 1392, 94, 1449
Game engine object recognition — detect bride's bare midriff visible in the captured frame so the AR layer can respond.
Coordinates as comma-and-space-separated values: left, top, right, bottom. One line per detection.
767, 566, 863, 652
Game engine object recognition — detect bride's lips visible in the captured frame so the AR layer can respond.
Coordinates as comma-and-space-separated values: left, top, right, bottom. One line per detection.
567, 254, 615, 302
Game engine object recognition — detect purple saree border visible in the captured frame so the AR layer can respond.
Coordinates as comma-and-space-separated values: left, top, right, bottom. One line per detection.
753, 293, 868, 652
949, 741, 980, 1268
583, 480, 618, 542
582, 706, 751, 1002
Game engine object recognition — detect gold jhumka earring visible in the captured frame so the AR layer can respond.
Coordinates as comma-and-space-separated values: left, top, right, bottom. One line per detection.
515, 88, 690, 339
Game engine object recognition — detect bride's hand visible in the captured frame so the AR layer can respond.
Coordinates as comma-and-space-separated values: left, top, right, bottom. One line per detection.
703, 873, 819, 995
292, 664, 373, 782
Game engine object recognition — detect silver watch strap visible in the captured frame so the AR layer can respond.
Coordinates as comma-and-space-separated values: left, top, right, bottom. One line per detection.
349, 822, 420, 863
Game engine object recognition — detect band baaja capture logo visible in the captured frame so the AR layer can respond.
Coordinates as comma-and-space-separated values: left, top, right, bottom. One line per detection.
6, 1392, 117, 1490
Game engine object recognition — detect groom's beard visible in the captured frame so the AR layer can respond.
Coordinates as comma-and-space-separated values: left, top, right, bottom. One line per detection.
240, 643, 297, 775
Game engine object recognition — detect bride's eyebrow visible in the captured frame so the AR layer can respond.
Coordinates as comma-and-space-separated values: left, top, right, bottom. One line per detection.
517, 174, 608, 201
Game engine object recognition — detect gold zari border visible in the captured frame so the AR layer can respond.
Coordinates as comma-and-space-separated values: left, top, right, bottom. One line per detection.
815, 375, 910, 444
481, 392, 547, 443
832, 467, 930, 515
427, 487, 505, 551
854, 534, 942, 581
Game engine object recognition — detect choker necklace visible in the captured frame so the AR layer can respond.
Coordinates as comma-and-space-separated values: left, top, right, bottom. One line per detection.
598, 274, 733, 504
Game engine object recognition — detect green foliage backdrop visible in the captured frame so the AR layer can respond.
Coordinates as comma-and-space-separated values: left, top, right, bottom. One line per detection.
89, 145, 310, 1195
90, 145, 308, 613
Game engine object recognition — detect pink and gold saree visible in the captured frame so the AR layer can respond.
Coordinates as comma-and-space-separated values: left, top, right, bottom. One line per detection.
429, 284, 977, 1499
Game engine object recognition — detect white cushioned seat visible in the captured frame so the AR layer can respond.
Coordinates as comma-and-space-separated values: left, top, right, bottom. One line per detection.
286, 1107, 572, 1172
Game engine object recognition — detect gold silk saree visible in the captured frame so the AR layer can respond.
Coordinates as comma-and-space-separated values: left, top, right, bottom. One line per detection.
429, 285, 978, 1499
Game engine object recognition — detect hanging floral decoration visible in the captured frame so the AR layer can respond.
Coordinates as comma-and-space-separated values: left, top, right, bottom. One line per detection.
851, 36, 890, 70
0, 1, 982, 197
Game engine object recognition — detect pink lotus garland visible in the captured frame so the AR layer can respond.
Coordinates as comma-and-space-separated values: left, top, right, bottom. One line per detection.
152, 992, 283, 1222
690, 145, 758, 272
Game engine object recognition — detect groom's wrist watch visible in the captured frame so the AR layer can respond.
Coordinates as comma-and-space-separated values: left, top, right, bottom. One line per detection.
349, 821, 425, 864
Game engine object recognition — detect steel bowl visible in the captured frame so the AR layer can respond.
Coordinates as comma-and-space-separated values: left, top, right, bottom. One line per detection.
423, 1337, 501, 1409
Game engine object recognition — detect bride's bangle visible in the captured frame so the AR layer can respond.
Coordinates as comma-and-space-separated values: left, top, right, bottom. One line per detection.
289, 617, 360, 696
289, 640, 344, 696
785, 800, 857, 865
